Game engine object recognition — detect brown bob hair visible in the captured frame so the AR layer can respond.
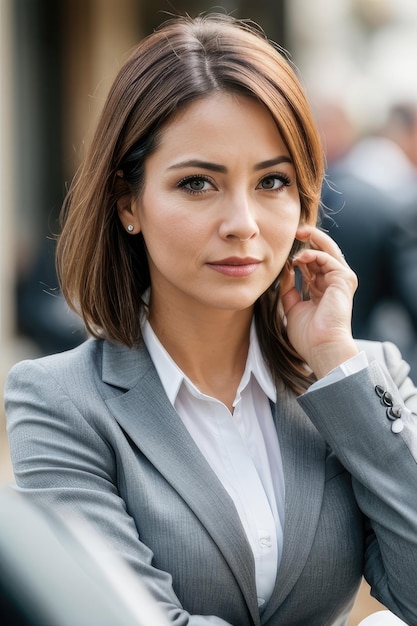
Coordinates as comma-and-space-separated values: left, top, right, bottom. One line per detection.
57, 13, 324, 393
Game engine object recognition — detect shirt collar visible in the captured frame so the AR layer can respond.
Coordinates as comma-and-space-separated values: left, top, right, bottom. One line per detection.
244, 321, 277, 402
141, 317, 277, 406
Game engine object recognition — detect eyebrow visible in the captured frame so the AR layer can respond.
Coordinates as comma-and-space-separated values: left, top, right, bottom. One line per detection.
167, 156, 292, 173
254, 156, 292, 170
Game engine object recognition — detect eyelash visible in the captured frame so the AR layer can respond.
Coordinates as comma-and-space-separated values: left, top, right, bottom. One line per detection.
177, 173, 292, 195
177, 175, 214, 195
258, 173, 291, 190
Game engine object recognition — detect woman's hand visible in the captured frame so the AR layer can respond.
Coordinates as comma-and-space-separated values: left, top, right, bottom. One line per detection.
280, 225, 359, 379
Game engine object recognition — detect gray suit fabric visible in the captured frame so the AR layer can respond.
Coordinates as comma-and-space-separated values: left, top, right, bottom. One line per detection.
4, 338, 417, 625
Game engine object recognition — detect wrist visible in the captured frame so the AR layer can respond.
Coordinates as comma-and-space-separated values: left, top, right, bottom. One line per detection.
307, 340, 359, 380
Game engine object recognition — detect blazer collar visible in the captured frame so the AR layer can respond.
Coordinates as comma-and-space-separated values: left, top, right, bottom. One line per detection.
101, 340, 326, 624
102, 339, 261, 625
101, 339, 145, 390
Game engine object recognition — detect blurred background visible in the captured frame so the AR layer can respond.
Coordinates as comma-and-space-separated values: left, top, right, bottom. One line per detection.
1, 1, 417, 622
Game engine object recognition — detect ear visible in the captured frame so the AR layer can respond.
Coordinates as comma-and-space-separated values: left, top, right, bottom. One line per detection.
117, 194, 141, 235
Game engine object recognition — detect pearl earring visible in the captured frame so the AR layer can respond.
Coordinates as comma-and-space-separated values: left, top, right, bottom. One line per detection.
127, 224, 134, 233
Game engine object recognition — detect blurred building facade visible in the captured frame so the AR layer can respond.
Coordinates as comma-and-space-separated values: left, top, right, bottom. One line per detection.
287, 0, 417, 128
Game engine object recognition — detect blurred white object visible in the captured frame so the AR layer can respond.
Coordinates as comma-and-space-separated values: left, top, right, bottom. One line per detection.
358, 610, 408, 625
0, 487, 170, 626
343, 137, 417, 199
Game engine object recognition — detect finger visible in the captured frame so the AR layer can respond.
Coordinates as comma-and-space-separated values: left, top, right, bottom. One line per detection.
293, 248, 358, 297
293, 248, 346, 273
295, 225, 347, 264
280, 263, 301, 315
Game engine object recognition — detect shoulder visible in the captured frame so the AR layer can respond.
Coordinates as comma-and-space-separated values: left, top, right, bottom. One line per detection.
355, 338, 414, 393
356, 338, 402, 366
7, 338, 102, 381
356, 338, 392, 358
4, 339, 110, 407
5, 337, 153, 401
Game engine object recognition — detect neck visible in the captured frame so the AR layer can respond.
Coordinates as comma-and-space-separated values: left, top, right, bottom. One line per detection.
148, 302, 253, 408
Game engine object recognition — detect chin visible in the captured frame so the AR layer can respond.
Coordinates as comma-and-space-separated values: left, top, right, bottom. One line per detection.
205, 291, 264, 312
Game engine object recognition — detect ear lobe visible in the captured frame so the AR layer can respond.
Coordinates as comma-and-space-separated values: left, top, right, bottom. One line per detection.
117, 194, 141, 234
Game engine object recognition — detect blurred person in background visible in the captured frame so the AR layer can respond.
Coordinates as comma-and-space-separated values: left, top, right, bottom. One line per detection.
337, 101, 417, 203
384, 102, 417, 177
318, 99, 417, 381
5, 14, 417, 626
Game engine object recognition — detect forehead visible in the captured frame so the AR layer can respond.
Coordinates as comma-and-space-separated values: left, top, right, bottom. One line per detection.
152, 92, 290, 160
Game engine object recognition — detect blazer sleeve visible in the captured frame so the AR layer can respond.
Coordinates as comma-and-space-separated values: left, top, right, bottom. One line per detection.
4, 359, 232, 626
298, 340, 417, 625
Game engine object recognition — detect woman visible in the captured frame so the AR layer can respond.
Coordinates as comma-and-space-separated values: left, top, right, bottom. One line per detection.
5, 14, 417, 626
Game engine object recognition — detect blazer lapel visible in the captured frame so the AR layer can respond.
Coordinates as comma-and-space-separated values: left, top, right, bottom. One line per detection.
101, 340, 261, 625
261, 392, 327, 623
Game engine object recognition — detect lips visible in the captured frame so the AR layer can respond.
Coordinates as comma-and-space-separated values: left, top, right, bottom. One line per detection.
207, 257, 261, 277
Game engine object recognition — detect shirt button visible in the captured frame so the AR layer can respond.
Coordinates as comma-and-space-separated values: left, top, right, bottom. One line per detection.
260, 536, 272, 549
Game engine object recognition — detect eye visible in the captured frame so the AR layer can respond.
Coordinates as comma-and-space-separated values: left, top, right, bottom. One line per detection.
177, 175, 214, 194
257, 174, 291, 191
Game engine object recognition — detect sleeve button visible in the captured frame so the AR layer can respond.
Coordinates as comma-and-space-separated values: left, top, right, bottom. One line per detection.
375, 385, 384, 398
391, 419, 404, 433
386, 406, 401, 421
381, 391, 393, 407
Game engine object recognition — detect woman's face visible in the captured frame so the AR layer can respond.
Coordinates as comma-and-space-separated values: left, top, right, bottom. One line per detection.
121, 92, 301, 318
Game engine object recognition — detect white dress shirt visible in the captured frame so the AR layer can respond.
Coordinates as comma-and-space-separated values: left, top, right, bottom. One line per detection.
141, 318, 367, 609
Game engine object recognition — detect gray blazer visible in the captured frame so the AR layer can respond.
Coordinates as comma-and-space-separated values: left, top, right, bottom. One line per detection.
5, 338, 417, 625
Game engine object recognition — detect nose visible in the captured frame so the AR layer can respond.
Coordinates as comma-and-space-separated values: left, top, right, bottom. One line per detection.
218, 193, 260, 242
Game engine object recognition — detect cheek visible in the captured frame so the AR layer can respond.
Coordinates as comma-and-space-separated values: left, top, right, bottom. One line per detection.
141, 201, 211, 256
139, 188, 205, 241
144, 217, 204, 258
267, 207, 300, 251
139, 209, 203, 270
